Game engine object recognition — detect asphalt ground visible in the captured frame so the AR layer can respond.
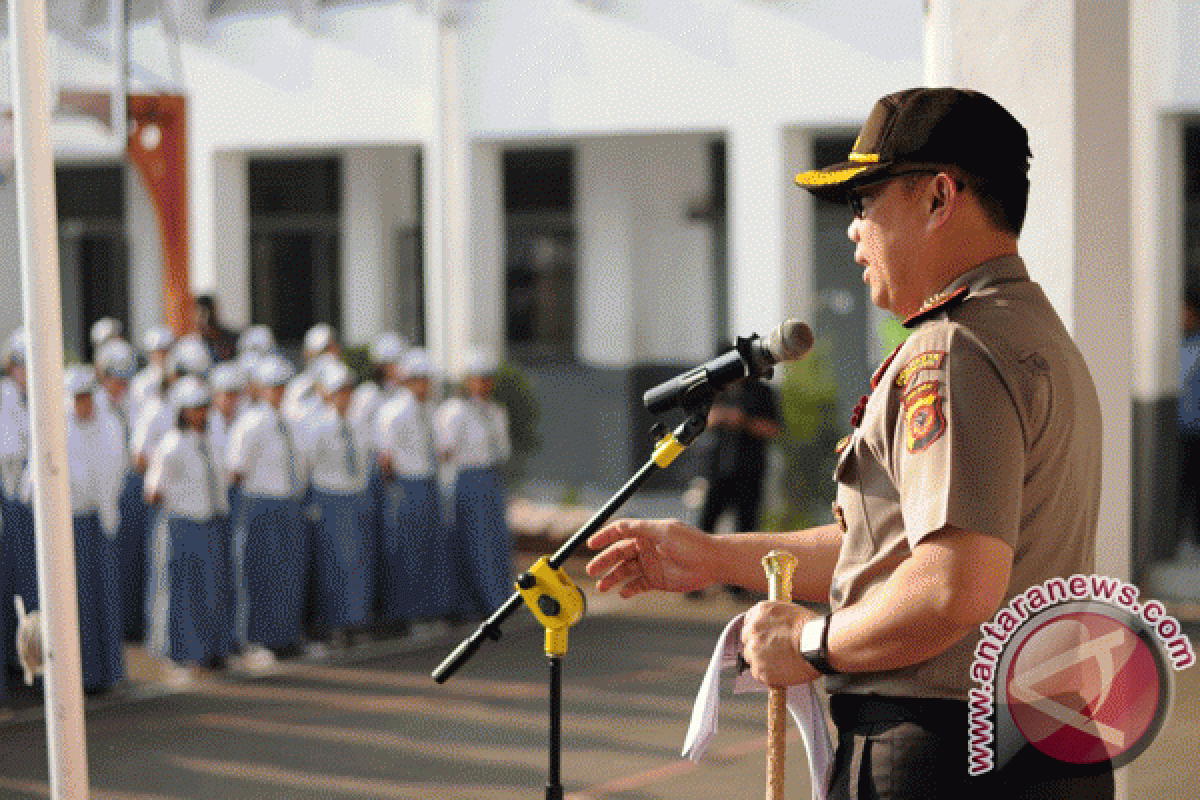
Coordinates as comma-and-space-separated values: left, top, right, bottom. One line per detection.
0, 559, 1199, 798
0, 584, 814, 800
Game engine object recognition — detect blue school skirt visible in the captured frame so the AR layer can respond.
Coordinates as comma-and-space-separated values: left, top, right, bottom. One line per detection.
74, 512, 124, 691
146, 512, 235, 665
308, 486, 375, 630
381, 475, 455, 622
2, 496, 37, 674
232, 493, 309, 651
116, 469, 149, 641
450, 467, 514, 618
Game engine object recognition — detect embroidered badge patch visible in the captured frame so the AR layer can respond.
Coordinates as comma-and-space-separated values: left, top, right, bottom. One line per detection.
895, 350, 947, 389
903, 380, 946, 453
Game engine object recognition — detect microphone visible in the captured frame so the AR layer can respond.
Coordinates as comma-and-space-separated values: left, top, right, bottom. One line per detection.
643, 320, 813, 414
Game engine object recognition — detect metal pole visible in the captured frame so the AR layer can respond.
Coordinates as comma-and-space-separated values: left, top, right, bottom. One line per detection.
425, 1, 448, 375
7, 0, 91, 797
110, 0, 128, 145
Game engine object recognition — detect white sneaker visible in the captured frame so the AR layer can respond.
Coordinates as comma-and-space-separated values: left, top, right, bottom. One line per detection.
303, 641, 330, 661
164, 663, 195, 688
240, 645, 277, 674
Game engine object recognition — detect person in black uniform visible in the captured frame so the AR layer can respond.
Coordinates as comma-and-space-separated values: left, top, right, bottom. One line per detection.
695, 367, 782, 536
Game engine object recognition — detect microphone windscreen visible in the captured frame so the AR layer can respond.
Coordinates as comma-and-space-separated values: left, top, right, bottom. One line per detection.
767, 320, 814, 363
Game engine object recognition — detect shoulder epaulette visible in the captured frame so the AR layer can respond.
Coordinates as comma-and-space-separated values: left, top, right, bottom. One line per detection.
902, 285, 970, 329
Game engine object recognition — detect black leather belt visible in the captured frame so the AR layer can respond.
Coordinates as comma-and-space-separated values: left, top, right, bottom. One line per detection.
830, 692, 967, 735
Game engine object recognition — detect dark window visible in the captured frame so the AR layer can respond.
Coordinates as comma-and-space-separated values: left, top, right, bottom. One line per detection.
56, 165, 128, 362
504, 148, 576, 360
249, 156, 342, 350
1186, 123, 1200, 293
812, 133, 869, 420
396, 150, 425, 347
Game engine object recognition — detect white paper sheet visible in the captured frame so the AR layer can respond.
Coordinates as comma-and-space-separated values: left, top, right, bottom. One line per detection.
681, 612, 834, 799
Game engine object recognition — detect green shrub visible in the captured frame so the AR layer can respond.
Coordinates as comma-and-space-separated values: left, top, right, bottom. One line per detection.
762, 339, 843, 532
342, 344, 372, 385
492, 360, 541, 488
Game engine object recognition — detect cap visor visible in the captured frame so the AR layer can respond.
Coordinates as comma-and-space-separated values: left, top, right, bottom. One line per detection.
795, 162, 887, 201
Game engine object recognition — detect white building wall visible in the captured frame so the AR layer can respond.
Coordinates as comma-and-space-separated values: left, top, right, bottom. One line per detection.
463, 0, 921, 357
205, 151, 250, 329
125, 164, 166, 341
627, 134, 713, 364
3, 0, 924, 360
577, 136, 638, 367
342, 147, 389, 345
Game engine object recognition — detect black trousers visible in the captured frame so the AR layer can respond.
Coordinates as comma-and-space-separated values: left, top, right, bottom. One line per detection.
697, 472, 764, 534
1180, 432, 1200, 545
828, 694, 1115, 800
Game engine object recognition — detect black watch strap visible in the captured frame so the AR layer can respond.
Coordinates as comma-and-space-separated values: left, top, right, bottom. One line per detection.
801, 613, 840, 676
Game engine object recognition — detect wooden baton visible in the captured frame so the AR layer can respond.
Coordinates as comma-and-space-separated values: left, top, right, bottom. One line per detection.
762, 549, 799, 800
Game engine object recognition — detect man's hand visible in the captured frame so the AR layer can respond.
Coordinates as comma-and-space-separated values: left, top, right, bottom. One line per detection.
586, 518, 715, 597
740, 601, 820, 687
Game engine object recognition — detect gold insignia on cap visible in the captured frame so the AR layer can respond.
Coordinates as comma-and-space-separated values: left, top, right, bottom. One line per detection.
795, 164, 872, 186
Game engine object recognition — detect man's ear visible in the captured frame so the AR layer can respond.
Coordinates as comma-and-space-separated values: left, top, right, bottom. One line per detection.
928, 174, 958, 225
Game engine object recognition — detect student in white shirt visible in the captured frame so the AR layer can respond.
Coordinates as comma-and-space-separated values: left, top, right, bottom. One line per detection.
63, 365, 126, 693
303, 361, 375, 647
435, 349, 514, 619
349, 332, 408, 460
349, 332, 408, 626
127, 332, 212, 642
0, 332, 34, 682
377, 349, 455, 627
96, 337, 152, 643
144, 376, 234, 685
129, 326, 175, 426
90, 317, 123, 354
208, 363, 248, 471
284, 323, 341, 423
236, 324, 276, 358
227, 353, 309, 667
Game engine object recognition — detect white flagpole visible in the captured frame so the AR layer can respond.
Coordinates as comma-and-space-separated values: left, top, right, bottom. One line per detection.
7, 0, 91, 796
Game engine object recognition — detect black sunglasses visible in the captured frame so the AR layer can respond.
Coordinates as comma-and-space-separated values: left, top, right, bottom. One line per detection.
846, 169, 952, 219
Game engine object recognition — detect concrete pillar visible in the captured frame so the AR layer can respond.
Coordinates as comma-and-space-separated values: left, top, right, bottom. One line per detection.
208, 152, 250, 330
728, 122, 785, 337
781, 128, 816, 332
425, 4, 471, 378
126, 165, 164, 342
467, 140, 505, 357
1129, 0, 1185, 569
342, 147, 388, 347
577, 136, 637, 367
927, 1, 1132, 795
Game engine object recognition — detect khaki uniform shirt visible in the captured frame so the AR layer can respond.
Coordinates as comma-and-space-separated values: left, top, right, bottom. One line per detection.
826, 255, 1102, 700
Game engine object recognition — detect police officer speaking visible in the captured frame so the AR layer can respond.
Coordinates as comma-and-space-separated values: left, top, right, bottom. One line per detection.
585, 87, 1111, 799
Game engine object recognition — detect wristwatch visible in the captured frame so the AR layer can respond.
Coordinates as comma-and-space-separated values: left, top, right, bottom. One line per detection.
799, 613, 840, 675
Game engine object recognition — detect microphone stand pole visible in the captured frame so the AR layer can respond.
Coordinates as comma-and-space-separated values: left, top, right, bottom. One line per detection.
432, 403, 711, 799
